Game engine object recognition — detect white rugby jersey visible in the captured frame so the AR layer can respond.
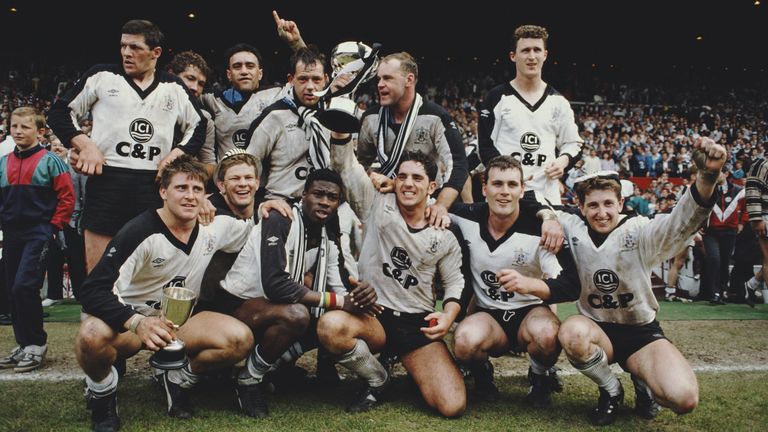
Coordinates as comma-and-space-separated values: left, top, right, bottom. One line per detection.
244, 98, 323, 200
332, 139, 465, 313
450, 203, 562, 310
78, 210, 253, 331
201, 86, 285, 159
553, 186, 713, 325
48, 65, 207, 171
221, 212, 344, 301
478, 83, 583, 203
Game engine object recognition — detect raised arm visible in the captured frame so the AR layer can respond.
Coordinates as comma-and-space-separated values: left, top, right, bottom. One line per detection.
330, 135, 377, 221
273, 10, 306, 52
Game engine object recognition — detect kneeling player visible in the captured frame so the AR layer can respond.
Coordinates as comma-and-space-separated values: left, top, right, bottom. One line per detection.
217, 169, 378, 418
498, 138, 725, 425
451, 156, 576, 407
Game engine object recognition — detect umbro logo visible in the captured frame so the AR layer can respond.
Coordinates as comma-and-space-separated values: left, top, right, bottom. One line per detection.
106, 247, 117, 257
480, 109, 490, 117
267, 236, 279, 246
151, 257, 166, 268
107, 89, 120, 96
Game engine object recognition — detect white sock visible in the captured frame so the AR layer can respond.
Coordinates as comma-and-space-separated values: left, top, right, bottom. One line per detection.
337, 339, 387, 387
665, 286, 676, 295
86, 366, 118, 397
167, 363, 199, 389
570, 347, 621, 397
238, 344, 273, 386
529, 357, 549, 375
747, 277, 761, 290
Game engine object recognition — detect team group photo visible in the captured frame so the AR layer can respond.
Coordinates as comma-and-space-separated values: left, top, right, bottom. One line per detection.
0, 2, 766, 431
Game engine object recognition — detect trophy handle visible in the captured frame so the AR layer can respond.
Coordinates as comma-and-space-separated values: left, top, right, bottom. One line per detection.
318, 44, 381, 102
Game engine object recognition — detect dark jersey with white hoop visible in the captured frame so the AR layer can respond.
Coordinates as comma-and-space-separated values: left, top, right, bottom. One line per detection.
78, 209, 252, 332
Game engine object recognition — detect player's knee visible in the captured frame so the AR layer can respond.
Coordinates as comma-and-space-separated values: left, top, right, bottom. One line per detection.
530, 320, 559, 352
76, 319, 112, 357
223, 322, 254, 359
557, 319, 589, 347
316, 311, 350, 345
435, 395, 466, 418
453, 325, 483, 361
667, 382, 699, 414
280, 303, 311, 335
557, 318, 590, 353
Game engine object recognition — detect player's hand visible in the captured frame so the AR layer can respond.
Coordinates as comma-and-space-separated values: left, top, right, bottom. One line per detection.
543, 156, 569, 179
347, 276, 378, 308
540, 219, 564, 253
135, 316, 175, 351
261, 199, 293, 219
330, 73, 354, 94
71, 135, 105, 176
197, 196, 216, 226
369, 172, 394, 193
497, 269, 532, 295
425, 203, 450, 229
752, 220, 768, 238
692, 137, 726, 174
303, 271, 315, 289
155, 148, 185, 183
273, 10, 304, 50
420, 312, 451, 340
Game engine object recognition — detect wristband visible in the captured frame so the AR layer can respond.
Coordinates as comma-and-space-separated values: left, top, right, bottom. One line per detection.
128, 314, 145, 334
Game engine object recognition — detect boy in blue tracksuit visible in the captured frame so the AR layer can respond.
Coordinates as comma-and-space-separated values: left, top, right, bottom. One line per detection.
0, 107, 74, 372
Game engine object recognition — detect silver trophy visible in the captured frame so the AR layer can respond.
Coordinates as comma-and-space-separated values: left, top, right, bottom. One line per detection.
315, 41, 380, 133
149, 286, 197, 370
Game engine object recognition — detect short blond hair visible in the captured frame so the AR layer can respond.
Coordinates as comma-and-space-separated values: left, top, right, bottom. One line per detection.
11, 107, 46, 130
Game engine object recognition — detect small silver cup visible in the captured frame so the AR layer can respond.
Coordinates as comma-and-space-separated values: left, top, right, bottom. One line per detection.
149, 287, 196, 370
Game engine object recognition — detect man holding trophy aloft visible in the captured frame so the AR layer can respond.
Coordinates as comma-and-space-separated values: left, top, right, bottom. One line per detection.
74, 156, 255, 431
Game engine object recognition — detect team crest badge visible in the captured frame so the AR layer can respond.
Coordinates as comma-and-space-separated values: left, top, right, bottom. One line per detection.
512, 249, 529, 266
414, 127, 429, 144
621, 232, 637, 250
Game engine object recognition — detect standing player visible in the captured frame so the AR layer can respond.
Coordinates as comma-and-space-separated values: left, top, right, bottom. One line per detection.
48, 19, 208, 273
499, 138, 726, 425
244, 46, 331, 200
356, 52, 468, 226
478, 25, 583, 204
201, 11, 305, 160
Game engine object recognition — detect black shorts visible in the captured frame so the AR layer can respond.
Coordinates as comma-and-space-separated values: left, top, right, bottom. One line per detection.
596, 320, 668, 369
81, 166, 162, 236
194, 287, 248, 316
378, 307, 441, 356
477, 304, 545, 353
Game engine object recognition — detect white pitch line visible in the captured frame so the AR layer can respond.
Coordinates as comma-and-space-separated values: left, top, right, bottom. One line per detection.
2, 364, 768, 382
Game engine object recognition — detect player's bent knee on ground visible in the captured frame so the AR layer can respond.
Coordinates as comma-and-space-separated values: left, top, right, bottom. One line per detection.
657, 376, 698, 414
435, 394, 466, 419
